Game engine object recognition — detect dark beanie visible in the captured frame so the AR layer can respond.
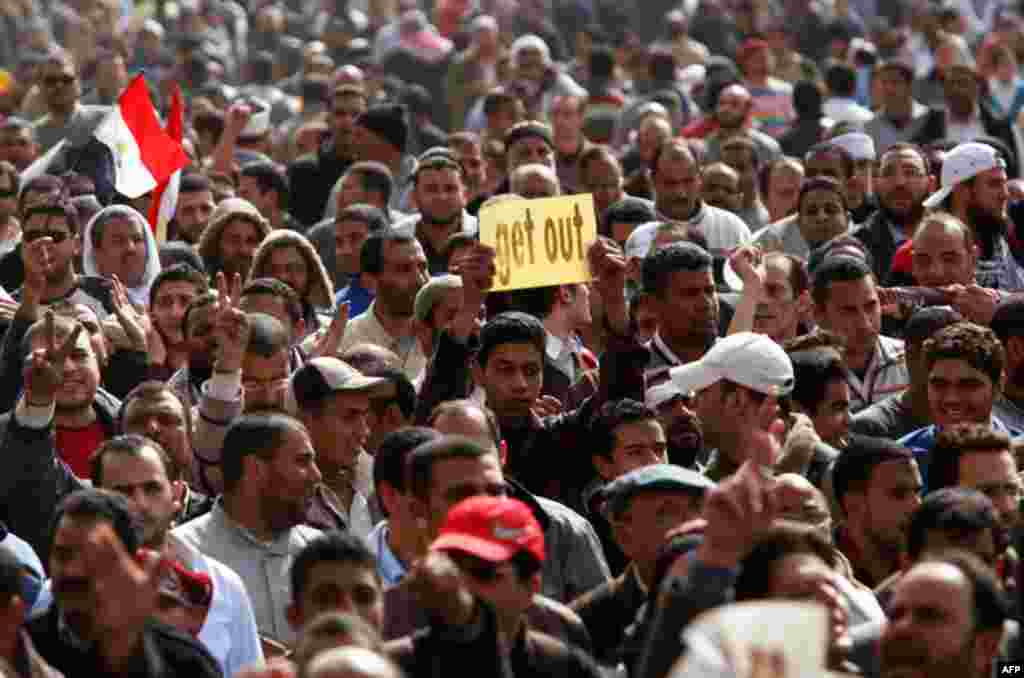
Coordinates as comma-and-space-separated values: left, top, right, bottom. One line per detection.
356, 104, 409, 153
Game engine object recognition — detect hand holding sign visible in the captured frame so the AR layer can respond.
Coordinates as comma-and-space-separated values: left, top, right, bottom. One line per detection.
588, 236, 629, 335
479, 194, 598, 292
449, 244, 496, 343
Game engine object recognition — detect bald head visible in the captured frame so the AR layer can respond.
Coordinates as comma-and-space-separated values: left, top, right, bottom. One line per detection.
510, 163, 560, 199
716, 84, 753, 130
305, 647, 402, 678
334, 65, 365, 86
720, 83, 752, 103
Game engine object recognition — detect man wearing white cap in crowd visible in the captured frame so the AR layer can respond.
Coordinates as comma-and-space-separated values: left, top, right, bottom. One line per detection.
923, 141, 1024, 290
830, 131, 879, 223
667, 331, 794, 481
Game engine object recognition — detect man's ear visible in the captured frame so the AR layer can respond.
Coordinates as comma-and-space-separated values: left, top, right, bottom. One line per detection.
171, 480, 186, 513
409, 494, 431, 533
286, 601, 302, 632
73, 233, 81, 257
842, 490, 866, 523
557, 285, 573, 307
362, 272, 378, 296
592, 454, 615, 482
378, 481, 402, 517
609, 515, 633, 557
796, 290, 812, 317
1007, 336, 1024, 367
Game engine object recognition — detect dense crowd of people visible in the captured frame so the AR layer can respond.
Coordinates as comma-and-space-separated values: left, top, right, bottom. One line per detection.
2, 0, 1024, 677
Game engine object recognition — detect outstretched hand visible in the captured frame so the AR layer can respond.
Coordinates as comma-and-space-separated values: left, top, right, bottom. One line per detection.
587, 237, 628, 334
311, 302, 349, 359
109, 275, 149, 352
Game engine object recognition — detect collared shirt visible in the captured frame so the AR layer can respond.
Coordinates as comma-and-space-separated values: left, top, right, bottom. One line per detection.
658, 201, 752, 256
900, 416, 1021, 487
338, 302, 428, 381
367, 521, 408, 588
845, 335, 910, 414
945, 106, 987, 145
545, 332, 576, 383
823, 97, 875, 126
306, 483, 374, 539
164, 534, 264, 678
172, 500, 322, 645
336, 274, 374, 317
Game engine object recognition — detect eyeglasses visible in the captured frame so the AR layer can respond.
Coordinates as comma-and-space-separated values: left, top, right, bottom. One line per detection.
23, 229, 71, 243
43, 74, 75, 88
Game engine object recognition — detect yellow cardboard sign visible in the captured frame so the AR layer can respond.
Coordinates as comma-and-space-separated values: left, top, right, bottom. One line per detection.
478, 194, 597, 292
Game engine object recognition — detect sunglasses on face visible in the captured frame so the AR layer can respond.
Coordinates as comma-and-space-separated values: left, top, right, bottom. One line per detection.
23, 229, 71, 243
458, 559, 502, 582
43, 75, 75, 87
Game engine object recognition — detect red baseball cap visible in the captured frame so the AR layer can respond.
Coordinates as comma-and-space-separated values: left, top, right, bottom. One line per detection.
431, 496, 545, 564
737, 38, 771, 63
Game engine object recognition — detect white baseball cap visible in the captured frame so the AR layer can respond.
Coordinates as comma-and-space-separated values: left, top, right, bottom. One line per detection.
830, 133, 875, 162
646, 380, 685, 409
239, 98, 272, 139
624, 221, 659, 260
923, 142, 1006, 209
668, 332, 794, 396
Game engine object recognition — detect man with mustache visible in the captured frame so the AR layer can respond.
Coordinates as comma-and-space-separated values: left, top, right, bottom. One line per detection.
651, 141, 751, 257
338, 231, 429, 382
174, 413, 324, 647
851, 143, 933, 285
642, 242, 723, 384
29, 489, 222, 678
91, 435, 264, 677
289, 84, 368, 228
832, 437, 923, 589
881, 551, 1006, 678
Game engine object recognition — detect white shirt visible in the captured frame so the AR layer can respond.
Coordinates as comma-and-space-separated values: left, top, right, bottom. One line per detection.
945, 108, 987, 145
167, 534, 265, 678
823, 97, 875, 126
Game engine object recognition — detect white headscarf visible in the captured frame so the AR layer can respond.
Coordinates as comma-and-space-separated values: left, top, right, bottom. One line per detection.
510, 34, 551, 69
81, 205, 162, 307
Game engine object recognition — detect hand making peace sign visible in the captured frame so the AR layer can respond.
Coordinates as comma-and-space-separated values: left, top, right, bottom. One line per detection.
23, 309, 84, 406
212, 272, 251, 374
